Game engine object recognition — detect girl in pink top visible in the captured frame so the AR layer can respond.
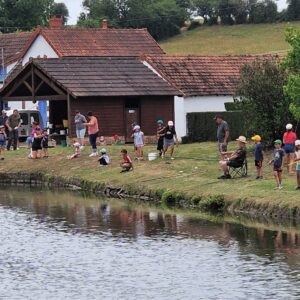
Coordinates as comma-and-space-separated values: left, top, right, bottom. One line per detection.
84, 111, 99, 157
283, 123, 297, 174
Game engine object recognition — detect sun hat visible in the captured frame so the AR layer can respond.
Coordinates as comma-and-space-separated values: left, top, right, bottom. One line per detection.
286, 123, 293, 130
168, 120, 174, 126
274, 139, 282, 145
73, 142, 80, 147
251, 135, 261, 142
100, 148, 107, 154
157, 119, 164, 125
295, 140, 300, 146
236, 136, 247, 143
133, 125, 140, 131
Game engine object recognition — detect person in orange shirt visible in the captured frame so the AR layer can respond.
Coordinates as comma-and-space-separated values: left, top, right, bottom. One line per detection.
84, 111, 99, 157
283, 124, 297, 174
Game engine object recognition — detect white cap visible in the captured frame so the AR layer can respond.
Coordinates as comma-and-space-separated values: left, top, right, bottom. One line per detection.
286, 123, 293, 130
73, 142, 80, 147
168, 120, 174, 126
295, 140, 300, 146
2, 110, 7, 114
100, 148, 107, 154
133, 125, 140, 130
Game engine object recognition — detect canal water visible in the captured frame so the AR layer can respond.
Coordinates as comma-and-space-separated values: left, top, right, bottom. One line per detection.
1, 189, 300, 300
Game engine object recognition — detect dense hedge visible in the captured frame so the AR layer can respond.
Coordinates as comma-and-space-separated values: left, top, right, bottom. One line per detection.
185, 111, 247, 143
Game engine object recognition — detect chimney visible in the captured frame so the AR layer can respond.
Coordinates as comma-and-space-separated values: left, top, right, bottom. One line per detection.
102, 19, 108, 29
49, 15, 63, 29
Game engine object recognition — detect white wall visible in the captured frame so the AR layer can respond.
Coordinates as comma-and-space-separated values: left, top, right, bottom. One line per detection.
22, 34, 58, 65
175, 95, 234, 139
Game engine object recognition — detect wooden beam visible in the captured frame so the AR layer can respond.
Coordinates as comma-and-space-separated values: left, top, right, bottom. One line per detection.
23, 81, 33, 93
6, 72, 31, 97
34, 68, 66, 96
34, 80, 44, 94
3, 95, 67, 101
67, 93, 71, 131
32, 65, 35, 103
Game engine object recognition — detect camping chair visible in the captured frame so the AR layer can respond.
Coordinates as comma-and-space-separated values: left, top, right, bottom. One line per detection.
228, 159, 248, 178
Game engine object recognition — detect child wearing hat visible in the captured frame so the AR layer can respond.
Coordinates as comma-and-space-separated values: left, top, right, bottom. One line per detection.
0, 125, 7, 160
132, 125, 144, 161
98, 148, 110, 166
268, 140, 285, 190
283, 123, 297, 174
293, 140, 300, 190
251, 135, 264, 179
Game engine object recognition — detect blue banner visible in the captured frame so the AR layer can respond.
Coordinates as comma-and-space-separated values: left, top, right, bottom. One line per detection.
38, 100, 47, 128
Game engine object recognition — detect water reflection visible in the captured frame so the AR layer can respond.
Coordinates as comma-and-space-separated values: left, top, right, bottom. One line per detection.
1, 188, 300, 299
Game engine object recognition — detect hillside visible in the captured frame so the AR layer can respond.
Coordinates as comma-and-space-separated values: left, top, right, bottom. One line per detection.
160, 22, 300, 55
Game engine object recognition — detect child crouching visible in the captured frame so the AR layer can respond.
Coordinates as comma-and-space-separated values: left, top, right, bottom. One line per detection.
67, 142, 81, 159
120, 149, 133, 173
98, 148, 110, 166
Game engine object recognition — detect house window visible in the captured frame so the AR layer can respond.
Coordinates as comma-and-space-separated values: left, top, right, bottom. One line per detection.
0, 66, 7, 83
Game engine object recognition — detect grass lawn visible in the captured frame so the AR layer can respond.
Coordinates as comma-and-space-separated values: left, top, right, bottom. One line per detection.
1, 142, 300, 210
160, 22, 300, 55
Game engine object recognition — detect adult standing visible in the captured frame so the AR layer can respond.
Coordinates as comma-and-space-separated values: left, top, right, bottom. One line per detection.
6, 109, 21, 151
74, 110, 87, 149
84, 111, 99, 157
162, 120, 178, 160
214, 115, 230, 159
0, 110, 8, 147
283, 123, 297, 174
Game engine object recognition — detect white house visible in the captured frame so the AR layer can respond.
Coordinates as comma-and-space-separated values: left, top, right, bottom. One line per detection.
144, 55, 258, 138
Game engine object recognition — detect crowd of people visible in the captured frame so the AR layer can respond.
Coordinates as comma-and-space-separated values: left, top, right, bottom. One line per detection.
1, 108, 300, 190
215, 115, 300, 190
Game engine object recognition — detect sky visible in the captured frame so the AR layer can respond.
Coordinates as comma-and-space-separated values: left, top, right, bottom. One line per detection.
56, 0, 288, 25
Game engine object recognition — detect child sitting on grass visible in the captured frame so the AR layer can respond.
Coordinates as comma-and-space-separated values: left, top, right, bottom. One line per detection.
251, 134, 264, 179
67, 142, 81, 159
268, 139, 285, 190
98, 148, 110, 166
294, 140, 300, 190
120, 149, 133, 173
0, 125, 7, 160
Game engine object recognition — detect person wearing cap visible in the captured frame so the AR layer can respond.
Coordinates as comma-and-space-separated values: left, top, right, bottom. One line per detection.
156, 120, 165, 157
98, 148, 110, 166
283, 123, 297, 174
162, 120, 178, 160
6, 109, 21, 151
74, 110, 87, 149
214, 115, 230, 159
268, 140, 285, 190
251, 135, 264, 179
0, 125, 7, 160
293, 140, 300, 190
132, 125, 145, 160
218, 136, 247, 179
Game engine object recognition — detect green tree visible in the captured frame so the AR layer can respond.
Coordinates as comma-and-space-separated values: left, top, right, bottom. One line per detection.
286, 0, 300, 21
249, 0, 278, 23
236, 58, 291, 145
50, 2, 69, 24
284, 28, 300, 123
0, 0, 54, 32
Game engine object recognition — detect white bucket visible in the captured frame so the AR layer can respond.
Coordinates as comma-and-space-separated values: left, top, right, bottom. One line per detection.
60, 130, 66, 135
148, 152, 158, 161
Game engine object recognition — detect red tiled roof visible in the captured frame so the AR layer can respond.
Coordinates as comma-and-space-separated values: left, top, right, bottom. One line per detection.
0, 32, 33, 66
22, 28, 164, 58
144, 55, 261, 96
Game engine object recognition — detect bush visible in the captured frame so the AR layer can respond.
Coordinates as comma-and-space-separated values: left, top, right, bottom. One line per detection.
186, 111, 247, 143
199, 195, 225, 212
224, 102, 239, 111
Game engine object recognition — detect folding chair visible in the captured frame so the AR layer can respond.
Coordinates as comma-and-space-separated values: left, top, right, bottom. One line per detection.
228, 159, 248, 178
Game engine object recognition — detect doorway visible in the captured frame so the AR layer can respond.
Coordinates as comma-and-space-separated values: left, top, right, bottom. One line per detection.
125, 98, 140, 143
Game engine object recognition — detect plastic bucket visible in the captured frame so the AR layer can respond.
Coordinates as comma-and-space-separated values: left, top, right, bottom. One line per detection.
60, 130, 66, 135
148, 152, 157, 161
61, 140, 67, 147
63, 120, 68, 128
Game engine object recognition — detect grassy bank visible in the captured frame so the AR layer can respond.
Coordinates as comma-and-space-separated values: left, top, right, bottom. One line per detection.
1, 142, 300, 217
160, 22, 300, 55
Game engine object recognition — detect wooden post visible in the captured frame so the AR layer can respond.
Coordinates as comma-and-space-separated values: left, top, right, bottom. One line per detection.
32, 65, 35, 103
67, 93, 71, 138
